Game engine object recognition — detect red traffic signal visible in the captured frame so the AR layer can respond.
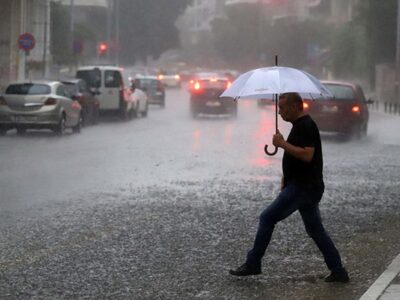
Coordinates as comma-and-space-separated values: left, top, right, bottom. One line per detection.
98, 42, 108, 55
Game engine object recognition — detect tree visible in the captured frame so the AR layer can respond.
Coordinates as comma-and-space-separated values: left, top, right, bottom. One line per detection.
50, 2, 97, 65
352, 0, 397, 85
117, 0, 193, 64
330, 24, 368, 80
50, 2, 73, 65
211, 4, 260, 69
211, 4, 331, 70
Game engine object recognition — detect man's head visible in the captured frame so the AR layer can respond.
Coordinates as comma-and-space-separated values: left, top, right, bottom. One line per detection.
278, 92, 304, 122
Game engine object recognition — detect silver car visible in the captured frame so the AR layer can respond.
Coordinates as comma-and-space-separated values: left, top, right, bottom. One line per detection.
0, 81, 82, 136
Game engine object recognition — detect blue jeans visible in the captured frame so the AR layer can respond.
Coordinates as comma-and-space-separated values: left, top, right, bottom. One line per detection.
246, 182, 343, 271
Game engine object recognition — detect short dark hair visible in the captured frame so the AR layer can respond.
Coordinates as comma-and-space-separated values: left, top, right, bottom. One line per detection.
279, 93, 303, 111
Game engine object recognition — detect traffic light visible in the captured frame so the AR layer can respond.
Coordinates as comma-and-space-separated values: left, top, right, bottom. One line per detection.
98, 42, 108, 56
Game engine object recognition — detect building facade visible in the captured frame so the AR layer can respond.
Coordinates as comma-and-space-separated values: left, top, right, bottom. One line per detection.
0, 0, 51, 89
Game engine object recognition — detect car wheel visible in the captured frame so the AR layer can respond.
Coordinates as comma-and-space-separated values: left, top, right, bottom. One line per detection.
142, 102, 149, 117
55, 115, 66, 136
72, 114, 83, 134
92, 107, 99, 125
16, 127, 26, 136
131, 105, 138, 118
0, 127, 7, 136
119, 101, 129, 121
361, 123, 368, 138
352, 124, 363, 140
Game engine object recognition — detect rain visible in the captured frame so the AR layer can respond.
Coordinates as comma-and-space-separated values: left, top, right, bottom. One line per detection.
1, 1, 400, 299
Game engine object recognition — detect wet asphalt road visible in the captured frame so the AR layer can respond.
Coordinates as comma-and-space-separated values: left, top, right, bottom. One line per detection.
1, 86, 400, 299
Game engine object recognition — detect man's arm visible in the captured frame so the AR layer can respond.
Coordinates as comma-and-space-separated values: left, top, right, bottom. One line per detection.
272, 130, 315, 162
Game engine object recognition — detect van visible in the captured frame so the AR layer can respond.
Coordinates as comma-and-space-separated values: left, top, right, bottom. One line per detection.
76, 66, 134, 120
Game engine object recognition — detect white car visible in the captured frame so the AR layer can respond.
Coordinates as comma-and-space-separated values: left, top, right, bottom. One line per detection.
157, 70, 181, 88
76, 66, 135, 120
130, 85, 149, 117
0, 81, 82, 136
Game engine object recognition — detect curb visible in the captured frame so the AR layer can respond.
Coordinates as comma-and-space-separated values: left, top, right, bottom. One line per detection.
359, 253, 400, 300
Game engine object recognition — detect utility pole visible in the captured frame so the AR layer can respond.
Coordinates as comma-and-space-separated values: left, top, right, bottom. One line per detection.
115, 0, 120, 66
107, 0, 112, 61
70, 0, 74, 34
42, 0, 49, 78
396, 0, 400, 102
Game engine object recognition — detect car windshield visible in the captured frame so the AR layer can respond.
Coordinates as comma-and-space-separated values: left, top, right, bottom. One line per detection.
63, 83, 79, 95
137, 79, 158, 88
324, 84, 354, 100
5, 84, 51, 95
76, 69, 101, 88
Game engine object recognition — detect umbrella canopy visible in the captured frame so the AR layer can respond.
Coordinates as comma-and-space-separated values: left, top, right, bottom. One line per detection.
220, 66, 331, 99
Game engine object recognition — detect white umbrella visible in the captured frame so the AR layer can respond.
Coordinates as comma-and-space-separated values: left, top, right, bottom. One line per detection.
220, 66, 331, 99
220, 66, 331, 155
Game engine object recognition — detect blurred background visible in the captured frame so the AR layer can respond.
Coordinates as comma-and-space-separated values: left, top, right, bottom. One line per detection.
0, 0, 399, 108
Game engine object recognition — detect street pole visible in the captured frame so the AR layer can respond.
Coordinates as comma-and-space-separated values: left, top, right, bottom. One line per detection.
70, 0, 74, 34
115, 0, 120, 66
396, 0, 400, 103
107, 0, 112, 61
42, 0, 49, 78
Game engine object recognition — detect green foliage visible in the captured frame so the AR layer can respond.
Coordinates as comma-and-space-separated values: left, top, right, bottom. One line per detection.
349, 0, 397, 84
50, 2, 97, 65
50, 2, 72, 65
211, 4, 260, 69
118, 0, 193, 64
211, 5, 332, 70
330, 24, 368, 79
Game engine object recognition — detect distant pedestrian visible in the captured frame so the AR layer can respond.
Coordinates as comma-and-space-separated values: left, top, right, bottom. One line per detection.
229, 92, 349, 283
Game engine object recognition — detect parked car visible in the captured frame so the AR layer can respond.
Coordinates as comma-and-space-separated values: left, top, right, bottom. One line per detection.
189, 73, 237, 118
134, 75, 165, 107
157, 70, 181, 88
303, 80, 373, 139
62, 79, 100, 125
130, 82, 149, 117
76, 66, 135, 120
0, 81, 82, 136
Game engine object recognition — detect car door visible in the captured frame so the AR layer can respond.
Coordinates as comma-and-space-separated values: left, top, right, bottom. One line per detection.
103, 70, 123, 109
57, 84, 80, 126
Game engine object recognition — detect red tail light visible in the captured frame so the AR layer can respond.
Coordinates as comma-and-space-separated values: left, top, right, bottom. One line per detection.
44, 98, 57, 105
0, 96, 7, 105
71, 100, 81, 109
226, 81, 232, 89
303, 102, 309, 110
194, 81, 201, 91
72, 93, 83, 101
351, 105, 360, 113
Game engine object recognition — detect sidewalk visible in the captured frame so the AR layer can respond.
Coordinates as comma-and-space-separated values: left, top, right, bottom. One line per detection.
359, 253, 400, 300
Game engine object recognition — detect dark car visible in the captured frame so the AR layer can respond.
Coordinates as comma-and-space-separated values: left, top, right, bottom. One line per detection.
134, 75, 165, 108
303, 80, 373, 139
189, 73, 237, 118
62, 79, 100, 125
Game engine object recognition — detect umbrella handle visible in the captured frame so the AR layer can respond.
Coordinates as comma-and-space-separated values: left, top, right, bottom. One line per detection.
264, 144, 278, 156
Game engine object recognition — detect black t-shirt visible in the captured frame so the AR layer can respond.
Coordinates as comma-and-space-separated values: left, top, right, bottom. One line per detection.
282, 115, 324, 189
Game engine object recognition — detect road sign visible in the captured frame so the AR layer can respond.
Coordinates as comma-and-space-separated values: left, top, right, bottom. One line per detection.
73, 40, 84, 54
18, 33, 36, 52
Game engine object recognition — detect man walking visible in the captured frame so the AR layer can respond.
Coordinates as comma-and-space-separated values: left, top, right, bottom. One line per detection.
229, 92, 349, 283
